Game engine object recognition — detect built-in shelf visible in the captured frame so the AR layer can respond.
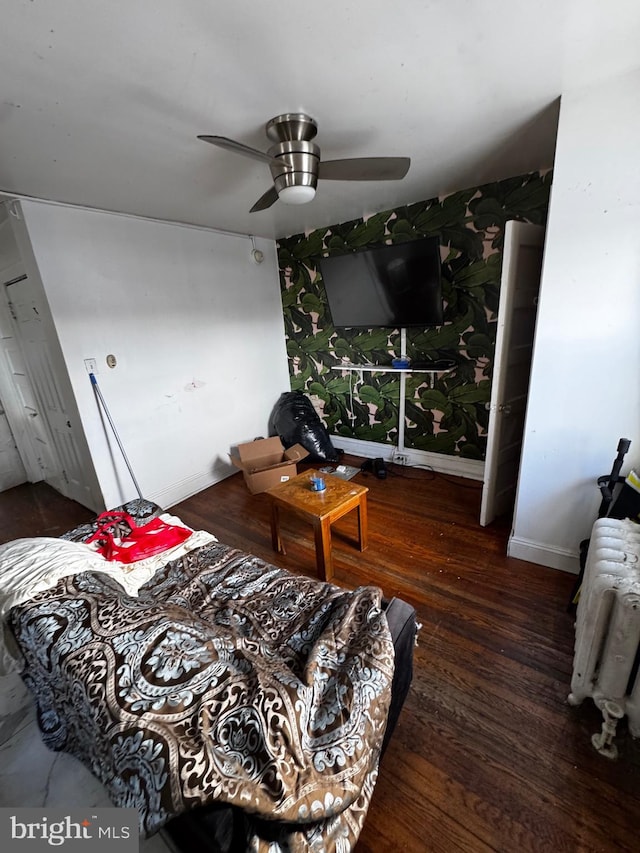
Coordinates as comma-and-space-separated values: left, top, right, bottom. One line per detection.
331, 363, 452, 375
331, 328, 454, 454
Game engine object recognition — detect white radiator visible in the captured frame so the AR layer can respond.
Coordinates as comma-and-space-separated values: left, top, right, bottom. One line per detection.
568, 517, 640, 758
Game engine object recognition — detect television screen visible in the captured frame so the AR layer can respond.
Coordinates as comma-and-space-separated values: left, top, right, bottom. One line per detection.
318, 237, 443, 328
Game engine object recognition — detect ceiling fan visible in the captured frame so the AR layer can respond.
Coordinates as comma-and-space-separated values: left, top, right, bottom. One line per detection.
198, 113, 410, 212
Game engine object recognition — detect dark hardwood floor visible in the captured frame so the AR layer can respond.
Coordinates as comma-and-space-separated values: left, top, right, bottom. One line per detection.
0, 481, 95, 543
2, 459, 639, 852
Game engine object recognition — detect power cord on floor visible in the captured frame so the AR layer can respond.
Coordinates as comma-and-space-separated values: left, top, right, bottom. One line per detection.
358, 455, 482, 488
387, 461, 436, 480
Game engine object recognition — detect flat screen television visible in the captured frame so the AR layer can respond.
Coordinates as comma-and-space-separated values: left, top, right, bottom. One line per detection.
318, 236, 443, 328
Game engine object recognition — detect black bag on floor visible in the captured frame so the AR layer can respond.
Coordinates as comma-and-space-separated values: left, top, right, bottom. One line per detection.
268, 391, 340, 463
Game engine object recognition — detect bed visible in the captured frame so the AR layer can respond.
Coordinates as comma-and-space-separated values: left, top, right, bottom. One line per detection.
0, 499, 416, 853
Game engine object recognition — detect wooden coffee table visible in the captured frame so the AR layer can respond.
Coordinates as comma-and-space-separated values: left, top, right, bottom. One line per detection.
266, 470, 369, 582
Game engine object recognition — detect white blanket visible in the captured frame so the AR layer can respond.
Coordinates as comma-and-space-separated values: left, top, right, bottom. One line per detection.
0, 514, 216, 675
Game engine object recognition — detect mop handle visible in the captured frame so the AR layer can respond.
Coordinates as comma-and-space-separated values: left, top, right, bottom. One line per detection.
89, 373, 144, 500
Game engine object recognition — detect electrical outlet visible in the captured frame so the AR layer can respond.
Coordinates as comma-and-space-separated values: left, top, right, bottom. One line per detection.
395, 453, 408, 466
84, 358, 97, 374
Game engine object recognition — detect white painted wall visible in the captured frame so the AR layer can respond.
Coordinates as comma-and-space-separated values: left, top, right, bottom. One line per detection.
510, 68, 640, 572
16, 201, 289, 510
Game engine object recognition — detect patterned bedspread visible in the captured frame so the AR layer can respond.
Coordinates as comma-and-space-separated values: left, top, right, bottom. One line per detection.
8, 540, 394, 852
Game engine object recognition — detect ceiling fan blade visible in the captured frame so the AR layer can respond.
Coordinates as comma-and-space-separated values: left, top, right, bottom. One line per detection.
197, 135, 284, 168
319, 157, 410, 181
250, 186, 279, 212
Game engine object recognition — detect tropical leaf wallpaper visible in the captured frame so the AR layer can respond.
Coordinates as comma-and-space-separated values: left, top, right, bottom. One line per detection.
276, 171, 551, 460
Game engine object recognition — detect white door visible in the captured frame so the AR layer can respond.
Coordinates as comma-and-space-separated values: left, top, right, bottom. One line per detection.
0, 401, 27, 490
5, 276, 95, 507
1, 336, 56, 480
0, 274, 54, 484
480, 221, 544, 527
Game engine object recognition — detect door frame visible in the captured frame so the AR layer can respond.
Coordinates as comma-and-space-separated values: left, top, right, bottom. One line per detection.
2, 270, 103, 509
1, 202, 103, 510
480, 220, 545, 527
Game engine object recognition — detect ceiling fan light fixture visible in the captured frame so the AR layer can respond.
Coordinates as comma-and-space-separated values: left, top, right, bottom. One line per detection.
277, 184, 316, 205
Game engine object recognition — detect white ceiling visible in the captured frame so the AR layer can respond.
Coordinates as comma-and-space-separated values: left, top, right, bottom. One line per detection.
1, 0, 639, 240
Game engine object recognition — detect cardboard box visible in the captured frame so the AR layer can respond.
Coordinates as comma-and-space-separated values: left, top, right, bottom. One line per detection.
231, 437, 309, 494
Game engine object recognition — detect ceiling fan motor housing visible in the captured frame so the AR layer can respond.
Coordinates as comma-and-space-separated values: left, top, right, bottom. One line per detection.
265, 113, 318, 143
269, 140, 320, 194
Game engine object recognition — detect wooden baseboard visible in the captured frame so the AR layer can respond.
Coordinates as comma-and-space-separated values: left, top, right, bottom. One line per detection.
507, 535, 580, 574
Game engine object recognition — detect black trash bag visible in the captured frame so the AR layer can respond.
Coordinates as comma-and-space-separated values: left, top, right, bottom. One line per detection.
268, 391, 341, 463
